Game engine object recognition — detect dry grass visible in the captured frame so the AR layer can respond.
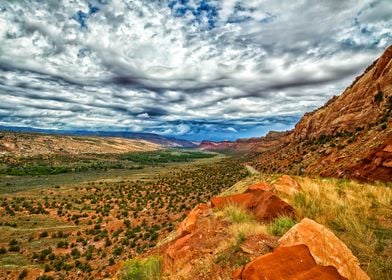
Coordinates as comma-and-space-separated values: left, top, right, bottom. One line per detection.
215, 203, 268, 239
219, 173, 280, 197
288, 177, 392, 280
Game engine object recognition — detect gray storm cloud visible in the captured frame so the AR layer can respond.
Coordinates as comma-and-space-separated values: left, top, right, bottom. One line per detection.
0, 0, 391, 140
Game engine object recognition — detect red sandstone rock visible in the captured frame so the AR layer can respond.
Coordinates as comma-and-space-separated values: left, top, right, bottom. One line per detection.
210, 193, 254, 209
176, 203, 210, 238
247, 182, 273, 192
279, 218, 370, 280
272, 175, 302, 195
238, 244, 346, 280
211, 189, 294, 221
250, 190, 294, 221
384, 144, 392, 153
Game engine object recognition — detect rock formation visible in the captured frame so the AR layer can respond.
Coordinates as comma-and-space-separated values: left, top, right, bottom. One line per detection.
236, 244, 347, 280
279, 218, 370, 280
211, 189, 294, 221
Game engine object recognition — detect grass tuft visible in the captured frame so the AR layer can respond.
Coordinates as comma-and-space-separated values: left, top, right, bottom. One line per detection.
120, 255, 162, 280
222, 204, 255, 224
268, 216, 297, 237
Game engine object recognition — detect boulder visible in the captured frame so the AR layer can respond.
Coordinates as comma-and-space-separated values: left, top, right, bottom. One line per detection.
279, 218, 370, 280
250, 190, 294, 221
383, 144, 392, 153
273, 175, 302, 195
382, 160, 392, 168
176, 203, 210, 238
236, 244, 346, 280
211, 193, 254, 209
211, 189, 294, 221
247, 182, 273, 192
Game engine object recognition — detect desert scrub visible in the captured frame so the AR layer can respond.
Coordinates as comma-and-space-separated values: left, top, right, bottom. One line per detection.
268, 216, 296, 236
121, 255, 162, 280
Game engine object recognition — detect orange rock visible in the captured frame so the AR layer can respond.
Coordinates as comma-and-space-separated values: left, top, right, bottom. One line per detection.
249, 190, 294, 221
233, 267, 244, 279
239, 244, 346, 280
279, 218, 370, 280
166, 234, 192, 260
383, 144, 392, 153
211, 190, 294, 221
210, 193, 254, 208
273, 175, 302, 195
382, 160, 392, 168
247, 182, 274, 192
176, 203, 210, 237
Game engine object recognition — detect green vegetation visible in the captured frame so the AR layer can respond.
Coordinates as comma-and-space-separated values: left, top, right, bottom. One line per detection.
0, 150, 214, 176
121, 150, 215, 164
121, 256, 162, 280
222, 204, 255, 224
268, 216, 296, 236
374, 91, 384, 103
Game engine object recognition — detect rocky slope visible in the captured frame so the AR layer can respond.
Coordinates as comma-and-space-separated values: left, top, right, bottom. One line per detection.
0, 131, 161, 157
199, 45, 392, 182
116, 174, 391, 279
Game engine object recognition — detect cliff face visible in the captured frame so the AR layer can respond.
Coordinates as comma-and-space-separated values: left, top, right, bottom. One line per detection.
199, 45, 392, 182
292, 45, 392, 141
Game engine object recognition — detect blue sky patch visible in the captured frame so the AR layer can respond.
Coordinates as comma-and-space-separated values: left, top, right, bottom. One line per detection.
168, 0, 219, 29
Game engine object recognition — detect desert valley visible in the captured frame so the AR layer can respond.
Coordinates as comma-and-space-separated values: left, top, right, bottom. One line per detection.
0, 45, 391, 280
1, 1, 392, 280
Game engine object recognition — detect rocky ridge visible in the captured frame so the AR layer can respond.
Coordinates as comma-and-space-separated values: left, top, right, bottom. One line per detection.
118, 175, 376, 280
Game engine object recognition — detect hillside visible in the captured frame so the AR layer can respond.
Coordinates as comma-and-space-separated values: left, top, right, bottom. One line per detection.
199, 45, 392, 182
116, 174, 392, 280
0, 131, 162, 158
0, 126, 197, 149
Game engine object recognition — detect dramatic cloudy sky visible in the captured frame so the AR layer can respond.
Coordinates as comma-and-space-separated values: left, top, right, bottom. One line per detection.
0, 0, 391, 141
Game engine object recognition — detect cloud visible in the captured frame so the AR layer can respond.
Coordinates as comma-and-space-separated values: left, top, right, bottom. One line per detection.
0, 0, 391, 140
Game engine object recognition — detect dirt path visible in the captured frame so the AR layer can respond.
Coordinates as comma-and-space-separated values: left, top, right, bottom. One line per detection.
0, 225, 78, 231
245, 164, 260, 175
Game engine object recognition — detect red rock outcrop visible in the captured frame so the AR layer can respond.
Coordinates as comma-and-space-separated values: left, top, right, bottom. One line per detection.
164, 203, 215, 274
292, 45, 392, 141
272, 175, 302, 195
235, 244, 347, 280
211, 192, 254, 209
279, 218, 370, 280
176, 203, 211, 238
211, 189, 294, 221
247, 182, 273, 192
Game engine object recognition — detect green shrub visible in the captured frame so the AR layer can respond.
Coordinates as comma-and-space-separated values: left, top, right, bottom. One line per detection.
268, 216, 296, 236
374, 91, 383, 103
121, 255, 162, 280
18, 269, 27, 280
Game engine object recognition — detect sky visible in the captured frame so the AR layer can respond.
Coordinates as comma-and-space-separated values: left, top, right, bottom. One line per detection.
0, 1, 391, 141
